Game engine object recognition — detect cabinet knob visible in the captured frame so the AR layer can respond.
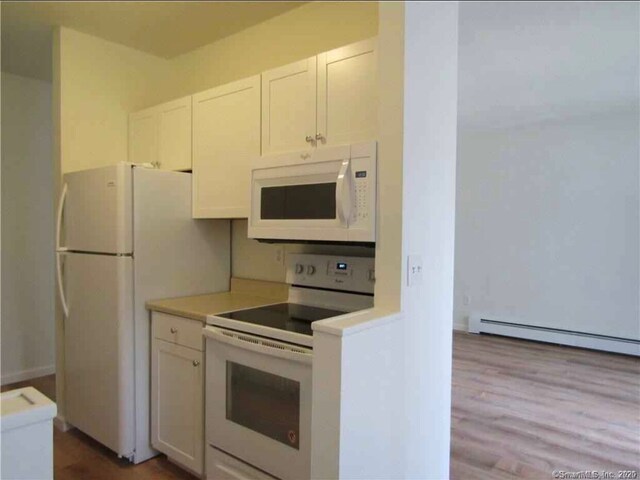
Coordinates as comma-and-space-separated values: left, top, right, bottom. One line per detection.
192, 360, 200, 367
170, 327, 177, 334
305, 135, 314, 143
315, 133, 325, 142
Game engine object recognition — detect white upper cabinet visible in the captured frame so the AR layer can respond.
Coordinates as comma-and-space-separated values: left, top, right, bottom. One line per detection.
129, 110, 157, 167
157, 97, 192, 172
129, 96, 192, 171
317, 38, 378, 147
261, 57, 317, 155
261, 38, 377, 155
192, 76, 261, 218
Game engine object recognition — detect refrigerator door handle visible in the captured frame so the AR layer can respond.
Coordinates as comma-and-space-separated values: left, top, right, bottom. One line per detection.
56, 183, 69, 318
56, 183, 68, 251
56, 252, 69, 318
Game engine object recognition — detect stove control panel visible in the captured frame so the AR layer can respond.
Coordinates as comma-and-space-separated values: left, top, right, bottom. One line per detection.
287, 254, 375, 294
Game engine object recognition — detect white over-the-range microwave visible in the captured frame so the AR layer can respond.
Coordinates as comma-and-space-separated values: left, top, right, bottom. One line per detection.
248, 141, 377, 244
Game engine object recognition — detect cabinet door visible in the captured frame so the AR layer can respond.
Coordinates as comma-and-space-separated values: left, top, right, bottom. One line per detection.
261, 57, 316, 155
158, 96, 192, 172
317, 38, 378, 146
151, 339, 203, 475
129, 109, 158, 167
193, 76, 260, 218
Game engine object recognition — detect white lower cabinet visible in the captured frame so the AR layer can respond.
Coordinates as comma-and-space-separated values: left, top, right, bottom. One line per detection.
151, 313, 204, 476
206, 446, 276, 480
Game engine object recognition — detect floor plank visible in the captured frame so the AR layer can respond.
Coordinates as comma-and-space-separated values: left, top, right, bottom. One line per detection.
3, 332, 638, 479
451, 331, 640, 479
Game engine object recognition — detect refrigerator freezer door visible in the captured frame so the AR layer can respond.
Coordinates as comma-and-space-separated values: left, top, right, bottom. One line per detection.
63, 252, 135, 457
63, 164, 133, 254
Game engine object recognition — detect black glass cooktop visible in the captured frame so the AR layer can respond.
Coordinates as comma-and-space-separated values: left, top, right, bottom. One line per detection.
217, 303, 347, 336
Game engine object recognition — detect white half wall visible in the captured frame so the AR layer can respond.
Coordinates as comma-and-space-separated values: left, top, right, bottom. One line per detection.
1, 72, 56, 384
311, 4, 459, 478
402, 3, 458, 478
455, 110, 640, 340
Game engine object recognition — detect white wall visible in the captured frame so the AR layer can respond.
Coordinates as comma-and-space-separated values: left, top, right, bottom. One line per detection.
1, 72, 56, 384
311, 5, 459, 477
455, 110, 640, 339
401, 3, 458, 477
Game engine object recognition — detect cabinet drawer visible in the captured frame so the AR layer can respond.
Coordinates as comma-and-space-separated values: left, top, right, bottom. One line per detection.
153, 312, 203, 351
206, 446, 276, 480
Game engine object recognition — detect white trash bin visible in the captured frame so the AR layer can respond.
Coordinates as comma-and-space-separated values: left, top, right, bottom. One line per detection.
1, 387, 57, 480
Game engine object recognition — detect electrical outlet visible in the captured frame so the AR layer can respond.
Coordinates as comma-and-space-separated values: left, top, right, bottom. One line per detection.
463, 295, 471, 306
275, 246, 284, 265
407, 254, 423, 287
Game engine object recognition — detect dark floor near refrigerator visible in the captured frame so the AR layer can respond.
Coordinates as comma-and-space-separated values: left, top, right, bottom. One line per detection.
4, 331, 639, 479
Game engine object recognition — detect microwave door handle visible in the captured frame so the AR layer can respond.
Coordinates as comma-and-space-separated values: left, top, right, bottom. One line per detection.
336, 159, 353, 226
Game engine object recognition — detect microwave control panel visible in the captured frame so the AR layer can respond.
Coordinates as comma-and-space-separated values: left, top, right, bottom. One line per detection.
286, 253, 375, 294
354, 169, 370, 223
350, 145, 376, 231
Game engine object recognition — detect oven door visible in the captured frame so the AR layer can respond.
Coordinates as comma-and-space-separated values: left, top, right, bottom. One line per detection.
248, 146, 356, 242
204, 327, 312, 480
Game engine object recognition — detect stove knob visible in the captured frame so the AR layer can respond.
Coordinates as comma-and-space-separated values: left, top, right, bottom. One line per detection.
306, 265, 316, 275
295, 264, 304, 274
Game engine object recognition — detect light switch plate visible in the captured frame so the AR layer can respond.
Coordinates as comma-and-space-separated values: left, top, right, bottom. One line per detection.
407, 254, 423, 286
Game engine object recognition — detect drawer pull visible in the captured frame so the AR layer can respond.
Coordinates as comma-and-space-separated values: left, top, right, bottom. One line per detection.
192, 360, 200, 367
170, 327, 177, 334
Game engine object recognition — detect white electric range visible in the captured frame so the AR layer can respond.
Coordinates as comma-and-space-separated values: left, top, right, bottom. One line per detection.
204, 253, 374, 480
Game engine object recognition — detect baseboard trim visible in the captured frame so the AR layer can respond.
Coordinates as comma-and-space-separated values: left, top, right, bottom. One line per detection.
453, 321, 468, 332
1, 364, 55, 386
469, 314, 640, 356
54, 415, 73, 432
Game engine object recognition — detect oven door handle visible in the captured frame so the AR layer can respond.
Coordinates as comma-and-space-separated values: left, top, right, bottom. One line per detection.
204, 327, 313, 365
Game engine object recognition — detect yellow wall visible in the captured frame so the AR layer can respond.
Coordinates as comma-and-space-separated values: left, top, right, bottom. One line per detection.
57, 28, 174, 173
166, 1, 378, 99
56, 2, 378, 173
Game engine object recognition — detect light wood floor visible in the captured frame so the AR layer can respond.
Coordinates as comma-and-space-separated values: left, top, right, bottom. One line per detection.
3, 332, 638, 479
451, 332, 640, 479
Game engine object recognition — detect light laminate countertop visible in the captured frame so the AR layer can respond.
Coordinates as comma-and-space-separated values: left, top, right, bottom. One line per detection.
146, 277, 288, 323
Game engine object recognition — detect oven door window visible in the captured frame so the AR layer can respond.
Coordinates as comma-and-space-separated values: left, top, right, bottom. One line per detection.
260, 182, 336, 220
226, 362, 300, 449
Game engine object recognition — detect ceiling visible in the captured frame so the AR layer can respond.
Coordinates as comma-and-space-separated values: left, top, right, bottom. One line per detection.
458, 1, 639, 129
1, 1, 305, 81
2, 1, 638, 129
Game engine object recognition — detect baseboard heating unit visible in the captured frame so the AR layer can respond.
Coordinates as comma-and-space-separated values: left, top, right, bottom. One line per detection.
468, 315, 639, 356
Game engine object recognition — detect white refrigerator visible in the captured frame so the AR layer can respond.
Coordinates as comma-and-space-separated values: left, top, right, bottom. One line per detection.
56, 164, 230, 463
